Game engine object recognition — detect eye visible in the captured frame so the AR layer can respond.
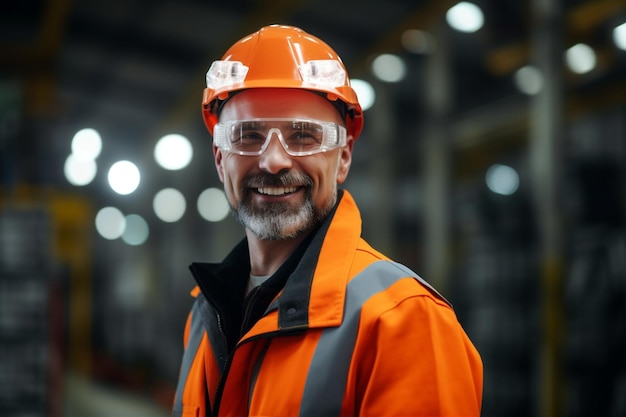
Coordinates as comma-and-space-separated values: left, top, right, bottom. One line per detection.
234, 128, 265, 143
289, 122, 323, 144
240, 131, 265, 141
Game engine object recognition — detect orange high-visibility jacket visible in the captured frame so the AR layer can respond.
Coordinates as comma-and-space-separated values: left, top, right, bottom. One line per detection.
173, 190, 483, 417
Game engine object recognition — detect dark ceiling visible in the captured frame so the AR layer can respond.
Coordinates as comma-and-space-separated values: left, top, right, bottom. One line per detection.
1, 0, 626, 193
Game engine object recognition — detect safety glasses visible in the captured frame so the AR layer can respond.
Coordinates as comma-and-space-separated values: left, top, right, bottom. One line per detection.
213, 118, 347, 156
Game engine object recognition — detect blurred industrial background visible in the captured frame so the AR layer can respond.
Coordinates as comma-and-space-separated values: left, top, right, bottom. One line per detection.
1, 0, 625, 416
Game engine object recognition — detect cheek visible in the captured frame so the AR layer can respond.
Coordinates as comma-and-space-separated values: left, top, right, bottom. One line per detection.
323, 152, 345, 185
220, 169, 242, 209
218, 157, 243, 196
224, 163, 241, 187
310, 156, 341, 193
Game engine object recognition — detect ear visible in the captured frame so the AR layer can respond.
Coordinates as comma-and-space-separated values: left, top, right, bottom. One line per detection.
214, 145, 225, 183
336, 136, 355, 184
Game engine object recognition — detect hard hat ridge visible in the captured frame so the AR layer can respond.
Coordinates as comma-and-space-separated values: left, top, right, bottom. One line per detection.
202, 24, 364, 140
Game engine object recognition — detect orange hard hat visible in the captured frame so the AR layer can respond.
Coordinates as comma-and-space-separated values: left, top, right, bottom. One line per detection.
202, 24, 364, 140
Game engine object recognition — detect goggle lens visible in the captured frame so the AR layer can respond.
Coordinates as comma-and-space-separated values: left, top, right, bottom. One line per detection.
214, 118, 346, 156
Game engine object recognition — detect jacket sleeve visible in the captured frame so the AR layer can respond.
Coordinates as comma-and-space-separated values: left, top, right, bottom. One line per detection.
172, 294, 209, 417
182, 310, 193, 349
355, 287, 483, 416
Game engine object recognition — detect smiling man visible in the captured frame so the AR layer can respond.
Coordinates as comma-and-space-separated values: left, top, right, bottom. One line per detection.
216, 89, 349, 245
172, 25, 483, 417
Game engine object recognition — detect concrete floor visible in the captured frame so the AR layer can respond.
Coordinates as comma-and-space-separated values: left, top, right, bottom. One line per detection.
63, 372, 170, 417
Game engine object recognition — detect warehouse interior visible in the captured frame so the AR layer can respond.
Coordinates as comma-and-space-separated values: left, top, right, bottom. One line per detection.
1, 0, 626, 416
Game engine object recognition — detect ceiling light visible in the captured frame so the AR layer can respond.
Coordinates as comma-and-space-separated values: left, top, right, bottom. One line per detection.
401, 29, 436, 54
64, 154, 97, 186
350, 79, 376, 111
197, 188, 230, 222
108, 160, 141, 195
486, 164, 519, 195
613, 22, 626, 50
371, 54, 406, 83
514, 65, 543, 95
71, 128, 102, 160
154, 133, 193, 170
565, 43, 596, 74
446, 2, 484, 33
122, 214, 149, 246
153, 188, 186, 223
95, 206, 126, 240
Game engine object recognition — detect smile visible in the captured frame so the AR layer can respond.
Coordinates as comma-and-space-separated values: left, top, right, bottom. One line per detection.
255, 186, 299, 196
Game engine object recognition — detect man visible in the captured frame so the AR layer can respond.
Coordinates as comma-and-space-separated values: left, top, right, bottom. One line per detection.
173, 24, 482, 417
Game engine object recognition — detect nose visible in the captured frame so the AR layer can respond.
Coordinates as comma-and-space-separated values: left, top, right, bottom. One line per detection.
258, 132, 293, 173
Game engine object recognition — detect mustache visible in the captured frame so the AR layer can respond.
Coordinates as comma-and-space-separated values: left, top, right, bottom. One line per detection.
242, 172, 313, 188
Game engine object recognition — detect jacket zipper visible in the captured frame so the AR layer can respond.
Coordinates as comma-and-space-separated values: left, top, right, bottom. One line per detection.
212, 331, 298, 416
210, 287, 306, 415
211, 286, 260, 416
211, 322, 305, 413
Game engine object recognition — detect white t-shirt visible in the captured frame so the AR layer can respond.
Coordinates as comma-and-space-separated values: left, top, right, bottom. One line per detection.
247, 274, 271, 294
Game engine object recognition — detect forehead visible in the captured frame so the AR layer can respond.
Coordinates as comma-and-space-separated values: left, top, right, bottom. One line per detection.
219, 88, 343, 124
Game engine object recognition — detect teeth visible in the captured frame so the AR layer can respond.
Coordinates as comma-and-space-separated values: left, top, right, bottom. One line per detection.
257, 186, 298, 196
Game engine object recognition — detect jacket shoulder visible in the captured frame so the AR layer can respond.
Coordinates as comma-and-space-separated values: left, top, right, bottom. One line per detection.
350, 242, 451, 308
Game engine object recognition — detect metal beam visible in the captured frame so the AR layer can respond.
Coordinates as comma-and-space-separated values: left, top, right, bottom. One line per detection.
529, 0, 565, 415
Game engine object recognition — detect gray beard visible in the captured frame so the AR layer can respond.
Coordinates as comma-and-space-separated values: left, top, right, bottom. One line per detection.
231, 172, 336, 240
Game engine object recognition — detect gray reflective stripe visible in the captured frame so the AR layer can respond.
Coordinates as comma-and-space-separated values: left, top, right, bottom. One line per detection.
173, 301, 205, 417
389, 261, 451, 307
298, 260, 415, 417
248, 340, 271, 411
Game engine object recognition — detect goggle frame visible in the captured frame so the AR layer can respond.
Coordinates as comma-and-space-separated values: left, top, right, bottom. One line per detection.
213, 118, 347, 156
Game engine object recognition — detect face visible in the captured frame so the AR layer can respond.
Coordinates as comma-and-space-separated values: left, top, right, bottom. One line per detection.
214, 88, 354, 240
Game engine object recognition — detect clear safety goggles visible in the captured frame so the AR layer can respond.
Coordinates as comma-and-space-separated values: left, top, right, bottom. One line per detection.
213, 118, 347, 156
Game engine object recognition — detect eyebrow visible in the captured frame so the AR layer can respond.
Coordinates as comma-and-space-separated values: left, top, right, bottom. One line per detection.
239, 121, 266, 129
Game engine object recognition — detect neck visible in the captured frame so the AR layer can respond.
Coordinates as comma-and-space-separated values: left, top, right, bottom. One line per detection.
245, 230, 310, 276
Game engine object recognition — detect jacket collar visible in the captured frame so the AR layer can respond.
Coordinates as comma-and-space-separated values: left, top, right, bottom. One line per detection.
301, 189, 362, 328
252, 189, 363, 334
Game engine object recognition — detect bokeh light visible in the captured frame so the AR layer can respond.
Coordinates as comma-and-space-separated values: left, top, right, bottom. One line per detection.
486, 164, 520, 195
64, 154, 97, 186
95, 206, 126, 240
371, 54, 406, 83
351, 79, 376, 111
121, 214, 150, 246
613, 22, 626, 50
446, 2, 484, 33
514, 65, 543, 96
153, 188, 186, 223
154, 133, 193, 170
71, 128, 102, 160
108, 160, 141, 195
565, 43, 596, 74
401, 29, 436, 54
197, 187, 230, 222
